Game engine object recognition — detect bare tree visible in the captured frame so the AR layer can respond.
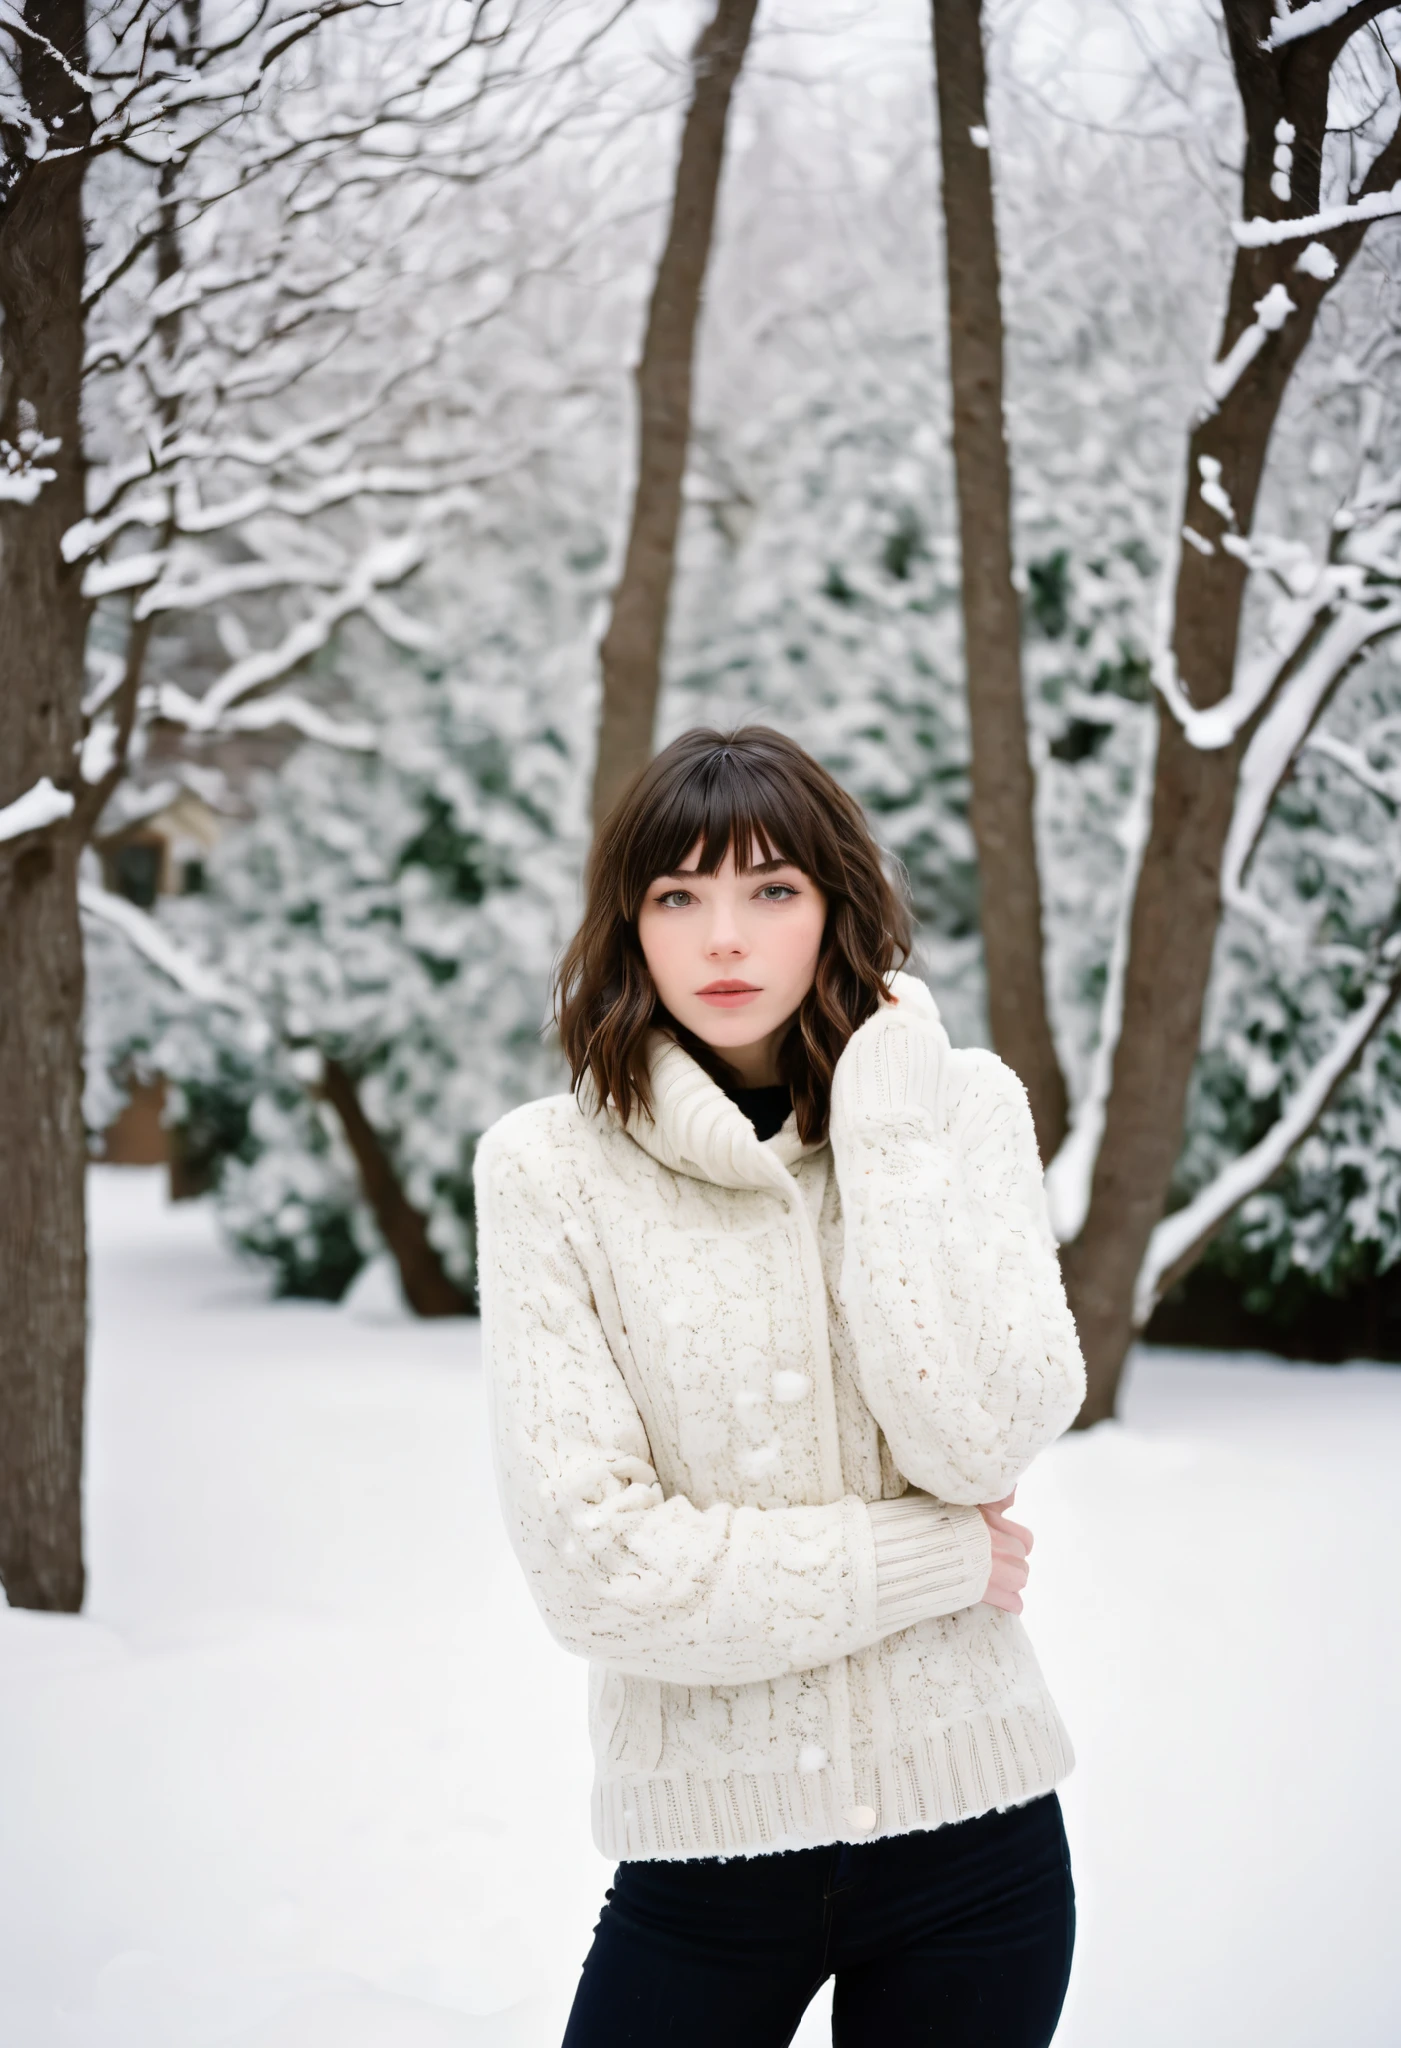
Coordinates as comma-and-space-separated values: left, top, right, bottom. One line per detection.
0, 0, 598, 1606
929, 0, 1066, 1157
590, 0, 758, 831
1062, 0, 1401, 1420
930, 0, 1401, 1424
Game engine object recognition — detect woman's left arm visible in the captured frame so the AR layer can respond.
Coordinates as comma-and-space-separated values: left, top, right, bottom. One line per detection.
828, 992, 1087, 1506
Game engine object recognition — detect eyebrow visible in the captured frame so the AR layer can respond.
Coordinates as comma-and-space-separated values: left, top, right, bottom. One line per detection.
655, 856, 797, 882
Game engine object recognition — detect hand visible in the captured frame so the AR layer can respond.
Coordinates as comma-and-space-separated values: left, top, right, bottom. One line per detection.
977, 1487, 1033, 1614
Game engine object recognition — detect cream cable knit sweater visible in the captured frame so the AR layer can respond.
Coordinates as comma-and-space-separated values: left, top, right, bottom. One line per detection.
473, 970, 1086, 1861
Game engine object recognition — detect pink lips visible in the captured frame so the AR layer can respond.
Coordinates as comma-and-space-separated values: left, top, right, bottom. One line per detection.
696, 981, 762, 1008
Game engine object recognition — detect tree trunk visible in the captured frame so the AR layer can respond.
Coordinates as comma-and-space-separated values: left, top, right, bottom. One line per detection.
589, 0, 758, 832
319, 1058, 473, 1316
1062, 6, 1401, 1423
929, 0, 1067, 1159
0, 0, 94, 1611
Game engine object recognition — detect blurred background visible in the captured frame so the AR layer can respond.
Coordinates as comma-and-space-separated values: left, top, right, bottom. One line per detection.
2, 1, 1399, 2042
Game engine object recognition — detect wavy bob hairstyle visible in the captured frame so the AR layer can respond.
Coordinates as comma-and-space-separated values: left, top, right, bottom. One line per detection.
555, 726, 912, 1144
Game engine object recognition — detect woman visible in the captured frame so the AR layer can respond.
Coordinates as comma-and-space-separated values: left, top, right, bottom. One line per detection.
473, 726, 1086, 2047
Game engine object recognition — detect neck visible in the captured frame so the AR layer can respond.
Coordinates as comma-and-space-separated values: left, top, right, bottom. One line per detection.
714, 1025, 788, 1090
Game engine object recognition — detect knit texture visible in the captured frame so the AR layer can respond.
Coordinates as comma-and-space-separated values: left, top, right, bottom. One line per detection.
868, 1493, 993, 1633
473, 969, 1086, 1860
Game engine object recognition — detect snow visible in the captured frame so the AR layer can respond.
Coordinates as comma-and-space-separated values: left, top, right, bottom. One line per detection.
1264, 0, 1367, 51
0, 775, 76, 841
78, 880, 265, 1032
1135, 963, 1401, 1322
1294, 239, 1337, 281
1234, 181, 1401, 247
3, 1170, 1398, 2046
1044, 717, 1158, 1244
1222, 595, 1401, 894
1203, 283, 1295, 407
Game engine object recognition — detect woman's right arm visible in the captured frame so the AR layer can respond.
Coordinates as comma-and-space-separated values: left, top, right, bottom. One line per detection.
473, 1111, 996, 1688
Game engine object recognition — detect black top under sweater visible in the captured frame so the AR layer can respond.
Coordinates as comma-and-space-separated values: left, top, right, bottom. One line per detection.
725, 1081, 792, 1143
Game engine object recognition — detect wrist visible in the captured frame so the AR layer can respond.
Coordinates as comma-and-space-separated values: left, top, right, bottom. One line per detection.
867, 1493, 992, 1629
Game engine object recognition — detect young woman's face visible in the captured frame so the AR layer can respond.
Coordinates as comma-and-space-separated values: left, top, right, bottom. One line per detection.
636, 837, 828, 1086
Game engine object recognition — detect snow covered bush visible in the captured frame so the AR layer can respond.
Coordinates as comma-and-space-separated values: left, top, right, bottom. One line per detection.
82, 4, 1401, 1337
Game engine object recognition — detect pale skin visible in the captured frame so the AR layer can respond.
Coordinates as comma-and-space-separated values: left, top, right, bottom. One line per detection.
636, 837, 1034, 1615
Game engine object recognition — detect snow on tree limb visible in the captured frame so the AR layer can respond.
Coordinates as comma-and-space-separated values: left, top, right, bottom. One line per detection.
1204, 282, 1296, 406
150, 531, 430, 727
1234, 182, 1401, 246
1222, 595, 1401, 895
155, 684, 376, 750
1261, 0, 1396, 52
1134, 958, 1401, 1325
1044, 717, 1159, 1245
0, 778, 76, 842
78, 879, 268, 1046
1154, 563, 1399, 754
1304, 728, 1401, 809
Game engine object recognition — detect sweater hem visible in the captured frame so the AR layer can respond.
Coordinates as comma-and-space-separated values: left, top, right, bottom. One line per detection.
591, 1693, 1074, 1862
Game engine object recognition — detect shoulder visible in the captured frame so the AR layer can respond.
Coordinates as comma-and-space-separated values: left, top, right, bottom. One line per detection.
474, 1092, 599, 1200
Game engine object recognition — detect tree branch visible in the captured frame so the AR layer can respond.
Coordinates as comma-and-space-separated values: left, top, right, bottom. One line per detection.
1305, 727, 1401, 808
77, 877, 265, 1027
1222, 594, 1401, 895
79, 885, 468, 1317
1264, 0, 1401, 57
71, 607, 153, 841
1134, 954, 1401, 1323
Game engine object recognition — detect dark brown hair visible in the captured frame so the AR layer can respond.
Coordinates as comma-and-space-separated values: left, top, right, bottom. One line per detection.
555, 726, 912, 1143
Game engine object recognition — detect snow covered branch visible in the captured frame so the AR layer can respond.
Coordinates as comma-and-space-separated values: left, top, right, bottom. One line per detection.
78, 879, 268, 1047
0, 778, 75, 843
155, 685, 376, 750
1304, 728, 1401, 809
1204, 282, 1296, 407
1135, 957, 1401, 1325
1262, 1, 1401, 53
1044, 717, 1159, 1245
1222, 594, 1401, 897
1233, 181, 1401, 247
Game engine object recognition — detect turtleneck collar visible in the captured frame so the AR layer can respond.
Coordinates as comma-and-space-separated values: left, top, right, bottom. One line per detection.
596, 968, 934, 1193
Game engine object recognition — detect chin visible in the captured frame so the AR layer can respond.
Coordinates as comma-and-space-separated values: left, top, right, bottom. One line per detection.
682, 1010, 784, 1051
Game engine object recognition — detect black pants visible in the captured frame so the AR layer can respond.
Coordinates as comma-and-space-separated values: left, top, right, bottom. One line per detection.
562, 1789, 1075, 2046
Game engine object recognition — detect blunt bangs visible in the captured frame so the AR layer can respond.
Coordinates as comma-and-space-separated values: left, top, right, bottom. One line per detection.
556, 726, 911, 1143
617, 749, 811, 917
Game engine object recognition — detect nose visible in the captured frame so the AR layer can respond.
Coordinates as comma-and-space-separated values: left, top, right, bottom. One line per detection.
703, 899, 747, 958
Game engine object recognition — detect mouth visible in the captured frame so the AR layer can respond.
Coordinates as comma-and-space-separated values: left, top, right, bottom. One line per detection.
696, 980, 762, 1007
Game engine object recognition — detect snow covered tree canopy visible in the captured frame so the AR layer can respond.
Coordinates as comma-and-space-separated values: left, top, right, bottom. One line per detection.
75, 0, 1401, 1338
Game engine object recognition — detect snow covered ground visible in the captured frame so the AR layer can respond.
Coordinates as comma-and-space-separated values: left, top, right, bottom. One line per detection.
1, 1168, 1397, 2047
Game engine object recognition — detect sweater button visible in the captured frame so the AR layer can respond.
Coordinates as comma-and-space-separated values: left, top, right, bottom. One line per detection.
846, 1805, 877, 1833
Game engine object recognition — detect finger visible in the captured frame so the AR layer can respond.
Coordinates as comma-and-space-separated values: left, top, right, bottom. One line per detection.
987, 1510, 1033, 1550
988, 1551, 1029, 1594
986, 1583, 1023, 1613
985, 1515, 1030, 1556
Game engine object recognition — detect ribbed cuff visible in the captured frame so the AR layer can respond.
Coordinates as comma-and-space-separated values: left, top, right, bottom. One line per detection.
831, 1007, 949, 1122
867, 1493, 993, 1631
